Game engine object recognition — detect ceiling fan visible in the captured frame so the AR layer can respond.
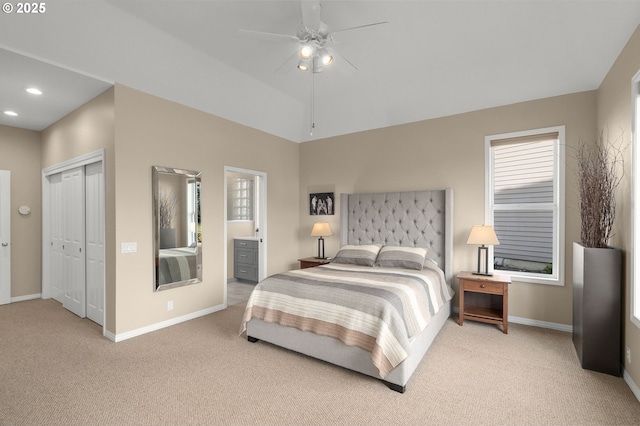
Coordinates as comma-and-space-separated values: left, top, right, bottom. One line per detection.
237, 0, 388, 74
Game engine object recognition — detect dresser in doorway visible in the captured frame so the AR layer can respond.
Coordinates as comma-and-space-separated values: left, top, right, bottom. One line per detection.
234, 238, 259, 283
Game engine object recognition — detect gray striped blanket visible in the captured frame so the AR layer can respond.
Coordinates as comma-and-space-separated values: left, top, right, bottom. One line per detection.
240, 263, 454, 378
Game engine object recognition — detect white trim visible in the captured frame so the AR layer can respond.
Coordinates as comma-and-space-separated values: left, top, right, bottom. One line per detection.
11, 293, 41, 303
42, 149, 105, 177
507, 315, 572, 333
452, 307, 572, 332
484, 126, 565, 285
107, 304, 224, 342
223, 166, 268, 307
624, 368, 640, 404
631, 69, 640, 328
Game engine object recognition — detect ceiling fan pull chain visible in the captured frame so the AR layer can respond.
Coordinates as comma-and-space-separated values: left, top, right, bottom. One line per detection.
310, 65, 315, 135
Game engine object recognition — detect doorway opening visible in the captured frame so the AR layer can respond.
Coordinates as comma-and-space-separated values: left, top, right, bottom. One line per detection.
224, 166, 266, 307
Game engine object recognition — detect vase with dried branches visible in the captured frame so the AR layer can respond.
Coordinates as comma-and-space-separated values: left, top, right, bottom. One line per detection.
158, 190, 178, 249
572, 129, 624, 377
158, 190, 178, 229
576, 130, 624, 248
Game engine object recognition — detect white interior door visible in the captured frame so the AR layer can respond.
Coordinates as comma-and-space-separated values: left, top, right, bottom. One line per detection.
85, 162, 104, 325
49, 172, 64, 302
61, 167, 86, 318
0, 170, 10, 305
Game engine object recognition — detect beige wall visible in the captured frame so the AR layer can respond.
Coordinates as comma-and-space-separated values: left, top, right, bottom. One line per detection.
0, 125, 42, 298
112, 84, 299, 334
597, 24, 640, 384
41, 86, 116, 330
300, 90, 597, 326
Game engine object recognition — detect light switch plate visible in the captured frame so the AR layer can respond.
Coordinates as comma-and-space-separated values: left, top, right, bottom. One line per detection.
120, 242, 138, 253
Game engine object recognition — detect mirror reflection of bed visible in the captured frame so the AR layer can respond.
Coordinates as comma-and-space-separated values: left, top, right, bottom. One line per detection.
157, 247, 200, 285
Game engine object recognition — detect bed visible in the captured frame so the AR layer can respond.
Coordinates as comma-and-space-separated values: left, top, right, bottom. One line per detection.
241, 189, 453, 392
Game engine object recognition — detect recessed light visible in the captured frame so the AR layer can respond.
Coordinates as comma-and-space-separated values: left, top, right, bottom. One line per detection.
26, 87, 42, 95
4, 111, 18, 117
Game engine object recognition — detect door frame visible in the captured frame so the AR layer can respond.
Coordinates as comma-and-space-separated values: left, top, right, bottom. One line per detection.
42, 149, 105, 329
0, 170, 10, 305
223, 166, 267, 305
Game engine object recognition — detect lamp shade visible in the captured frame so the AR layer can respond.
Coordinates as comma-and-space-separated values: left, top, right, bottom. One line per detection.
466, 225, 500, 246
311, 222, 333, 237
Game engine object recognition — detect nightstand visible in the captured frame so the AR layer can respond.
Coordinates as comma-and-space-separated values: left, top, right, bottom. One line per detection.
457, 271, 511, 334
298, 257, 331, 269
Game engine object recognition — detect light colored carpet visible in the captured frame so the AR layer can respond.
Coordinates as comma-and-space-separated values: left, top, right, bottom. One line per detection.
1, 298, 639, 425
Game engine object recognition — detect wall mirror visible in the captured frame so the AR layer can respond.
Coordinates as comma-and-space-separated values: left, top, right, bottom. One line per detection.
153, 166, 202, 291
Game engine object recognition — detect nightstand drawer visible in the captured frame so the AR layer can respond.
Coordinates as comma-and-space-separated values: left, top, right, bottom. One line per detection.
463, 280, 504, 294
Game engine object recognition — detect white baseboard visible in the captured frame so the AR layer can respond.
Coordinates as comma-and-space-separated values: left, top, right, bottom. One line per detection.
11, 293, 42, 303
508, 315, 572, 333
452, 307, 572, 333
624, 368, 640, 403
106, 303, 226, 342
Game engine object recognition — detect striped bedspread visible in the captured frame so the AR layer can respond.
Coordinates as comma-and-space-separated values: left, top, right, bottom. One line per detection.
240, 263, 454, 378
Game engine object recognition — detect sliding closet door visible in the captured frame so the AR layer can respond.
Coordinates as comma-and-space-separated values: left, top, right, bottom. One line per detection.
49, 172, 64, 303
0, 171, 10, 305
61, 167, 86, 318
85, 162, 104, 325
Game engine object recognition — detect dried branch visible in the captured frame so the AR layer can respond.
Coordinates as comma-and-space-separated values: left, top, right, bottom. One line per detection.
576, 130, 624, 248
158, 190, 178, 229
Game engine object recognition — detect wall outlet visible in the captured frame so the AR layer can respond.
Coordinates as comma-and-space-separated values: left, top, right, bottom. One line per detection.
627, 347, 631, 364
167, 300, 173, 311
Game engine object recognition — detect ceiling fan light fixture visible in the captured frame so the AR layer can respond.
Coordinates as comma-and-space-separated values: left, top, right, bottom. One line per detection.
319, 48, 333, 66
313, 57, 324, 73
300, 45, 313, 60
297, 58, 309, 71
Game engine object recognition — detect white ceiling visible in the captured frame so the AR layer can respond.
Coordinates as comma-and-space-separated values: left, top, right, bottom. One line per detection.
1, 1, 640, 143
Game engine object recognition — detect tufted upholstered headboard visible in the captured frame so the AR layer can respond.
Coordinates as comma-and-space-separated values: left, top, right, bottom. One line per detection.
340, 189, 453, 283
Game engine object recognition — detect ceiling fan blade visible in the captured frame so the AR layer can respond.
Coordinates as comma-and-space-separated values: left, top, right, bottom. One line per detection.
333, 50, 358, 72
331, 21, 389, 34
300, 0, 321, 30
237, 29, 299, 44
274, 51, 300, 75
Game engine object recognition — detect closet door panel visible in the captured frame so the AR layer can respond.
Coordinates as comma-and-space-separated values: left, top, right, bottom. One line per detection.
49, 173, 64, 303
85, 162, 104, 325
61, 167, 86, 318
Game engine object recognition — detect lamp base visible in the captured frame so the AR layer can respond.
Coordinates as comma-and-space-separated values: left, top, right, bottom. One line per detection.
472, 271, 493, 276
314, 256, 328, 260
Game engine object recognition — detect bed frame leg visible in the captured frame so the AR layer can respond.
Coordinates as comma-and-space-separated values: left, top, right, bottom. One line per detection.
383, 380, 406, 393
247, 336, 260, 343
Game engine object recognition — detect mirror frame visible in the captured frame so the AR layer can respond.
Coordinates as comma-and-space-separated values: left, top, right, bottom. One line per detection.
152, 166, 202, 291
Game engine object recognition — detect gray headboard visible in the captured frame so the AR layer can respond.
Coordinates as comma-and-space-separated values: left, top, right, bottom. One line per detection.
340, 189, 453, 282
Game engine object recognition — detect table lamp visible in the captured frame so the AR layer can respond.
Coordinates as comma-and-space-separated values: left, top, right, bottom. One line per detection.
311, 222, 333, 259
466, 225, 500, 276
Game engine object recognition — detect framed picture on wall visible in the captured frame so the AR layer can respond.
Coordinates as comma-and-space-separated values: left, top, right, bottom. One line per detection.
310, 192, 334, 215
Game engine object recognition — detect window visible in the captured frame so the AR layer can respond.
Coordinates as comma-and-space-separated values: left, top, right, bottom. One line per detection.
485, 126, 565, 285
632, 71, 640, 327
227, 175, 254, 221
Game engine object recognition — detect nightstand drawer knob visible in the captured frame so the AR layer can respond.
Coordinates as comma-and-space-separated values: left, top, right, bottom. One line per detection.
480, 284, 486, 288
